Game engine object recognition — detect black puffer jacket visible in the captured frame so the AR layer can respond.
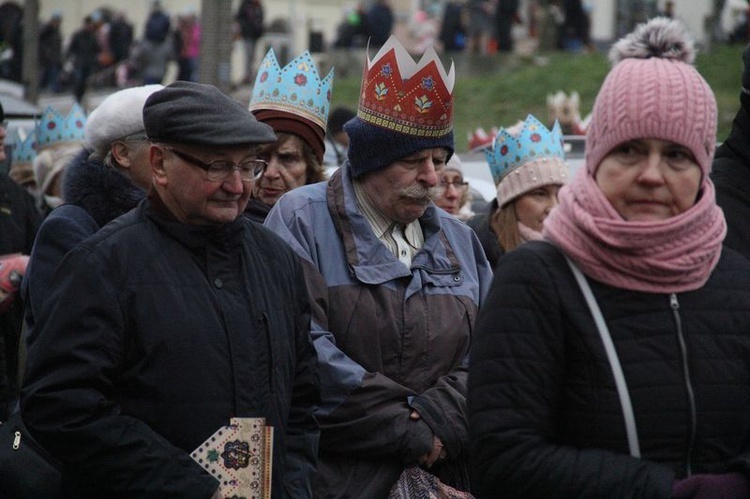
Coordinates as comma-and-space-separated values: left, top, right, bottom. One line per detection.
21, 195, 319, 498
712, 92, 750, 262
469, 241, 750, 498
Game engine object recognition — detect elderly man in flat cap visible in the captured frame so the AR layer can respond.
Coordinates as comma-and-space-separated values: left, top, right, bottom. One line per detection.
20, 81, 320, 499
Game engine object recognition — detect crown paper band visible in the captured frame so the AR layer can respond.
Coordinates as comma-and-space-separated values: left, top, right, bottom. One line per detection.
249, 49, 334, 131
357, 36, 455, 138
485, 114, 565, 184
36, 103, 87, 151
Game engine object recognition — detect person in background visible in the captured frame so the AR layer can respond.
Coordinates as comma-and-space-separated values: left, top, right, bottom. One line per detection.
366, 0, 395, 48
108, 11, 134, 66
439, 0, 468, 53
323, 106, 355, 167
66, 15, 100, 104
245, 49, 332, 223
236, 0, 265, 84
434, 153, 474, 221
139, 0, 172, 85
712, 42, 750, 261
20, 81, 319, 498
175, 9, 201, 82
494, 0, 520, 52
265, 36, 492, 498
466, 0, 494, 54
38, 11, 63, 93
32, 104, 88, 217
0, 102, 41, 421
470, 18, 750, 498
22, 84, 162, 336
467, 114, 568, 269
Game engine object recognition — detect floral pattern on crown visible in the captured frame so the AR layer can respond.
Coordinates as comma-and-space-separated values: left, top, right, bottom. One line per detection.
357, 36, 455, 138
35, 103, 87, 151
11, 127, 36, 165
249, 49, 334, 131
485, 114, 565, 184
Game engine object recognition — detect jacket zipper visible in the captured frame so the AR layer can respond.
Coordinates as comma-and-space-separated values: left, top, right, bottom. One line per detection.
671, 293, 696, 477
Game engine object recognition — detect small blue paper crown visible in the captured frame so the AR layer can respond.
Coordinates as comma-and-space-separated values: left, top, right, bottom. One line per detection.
35, 103, 87, 151
249, 49, 334, 131
484, 114, 565, 184
11, 128, 36, 164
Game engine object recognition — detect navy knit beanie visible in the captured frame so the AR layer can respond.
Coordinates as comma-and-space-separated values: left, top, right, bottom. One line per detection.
345, 117, 454, 178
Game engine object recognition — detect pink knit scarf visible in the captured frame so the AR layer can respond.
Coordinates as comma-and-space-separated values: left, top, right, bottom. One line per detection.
543, 170, 726, 293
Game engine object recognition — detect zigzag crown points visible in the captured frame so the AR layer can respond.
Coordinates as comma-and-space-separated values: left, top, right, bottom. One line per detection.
249, 48, 334, 131
12, 127, 36, 164
484, 114, 565, 184
357, 35, 455, 137
35, 103, 87, 151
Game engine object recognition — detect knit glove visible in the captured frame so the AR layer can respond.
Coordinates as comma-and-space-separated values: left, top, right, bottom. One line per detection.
672, 472, 749, 499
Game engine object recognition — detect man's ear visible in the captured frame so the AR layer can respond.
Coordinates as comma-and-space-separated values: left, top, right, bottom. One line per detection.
150, 145, 169, 186
110, 141, 132, 169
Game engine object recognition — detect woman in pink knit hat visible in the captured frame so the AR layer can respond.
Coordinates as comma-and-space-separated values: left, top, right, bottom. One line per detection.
469, 17, 750, 499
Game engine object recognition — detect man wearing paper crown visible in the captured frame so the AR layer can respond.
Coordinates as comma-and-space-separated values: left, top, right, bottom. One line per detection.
467, 114, 569, 268
265, 35, 492, 497
33, 103, 88, 215
246, 48, 332, 222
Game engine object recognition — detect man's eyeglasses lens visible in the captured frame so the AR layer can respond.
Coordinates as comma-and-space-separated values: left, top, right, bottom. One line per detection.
165, 146, 267, 182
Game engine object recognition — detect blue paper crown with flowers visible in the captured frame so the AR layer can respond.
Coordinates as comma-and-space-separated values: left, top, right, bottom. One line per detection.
484, 114, 565, 184
249, 49, 334, 131
11, 127, 37, 165
35, 103, 87, 151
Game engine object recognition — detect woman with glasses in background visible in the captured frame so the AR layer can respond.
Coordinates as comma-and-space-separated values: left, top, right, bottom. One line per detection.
434, 153, 474, 221
467, 114, 568, 268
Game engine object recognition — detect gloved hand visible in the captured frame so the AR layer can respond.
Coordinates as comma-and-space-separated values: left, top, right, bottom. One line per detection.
0, 253, 29, 314
672, 472, 749, 499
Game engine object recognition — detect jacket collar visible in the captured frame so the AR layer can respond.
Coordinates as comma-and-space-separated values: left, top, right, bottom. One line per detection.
326, 162, 461, 284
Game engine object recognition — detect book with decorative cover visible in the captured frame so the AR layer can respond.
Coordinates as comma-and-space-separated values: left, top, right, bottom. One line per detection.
190, 417, 274, 499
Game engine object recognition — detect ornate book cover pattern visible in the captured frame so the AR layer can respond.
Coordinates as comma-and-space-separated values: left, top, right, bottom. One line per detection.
191, 417, 274, 499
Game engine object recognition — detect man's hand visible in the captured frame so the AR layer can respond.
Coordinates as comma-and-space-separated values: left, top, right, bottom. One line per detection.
410, 410, 447, 468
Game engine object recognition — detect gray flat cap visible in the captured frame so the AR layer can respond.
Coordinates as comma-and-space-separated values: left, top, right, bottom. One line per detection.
143, 81, 276, 146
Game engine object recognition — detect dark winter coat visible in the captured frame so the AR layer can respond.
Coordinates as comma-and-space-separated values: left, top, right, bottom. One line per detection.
21, 194, 319, 498
467, 201, 504, 269
22, 149, 145, 331
712, 92, 750, 262
244, 196, 272, 224
469, 241, 750, 498
0, 174, 41, 419
265, 164, 493, 498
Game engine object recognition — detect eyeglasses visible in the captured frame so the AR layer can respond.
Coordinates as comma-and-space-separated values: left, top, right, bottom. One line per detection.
436, 178, 469, 192
162, 145, 267, 182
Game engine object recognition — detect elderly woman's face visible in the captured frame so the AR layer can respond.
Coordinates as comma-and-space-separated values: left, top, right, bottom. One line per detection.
254, 135, 308, 207
595, 138, 702, 221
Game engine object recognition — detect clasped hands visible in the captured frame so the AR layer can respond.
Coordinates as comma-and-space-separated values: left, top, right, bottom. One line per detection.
410, 410, 447, 468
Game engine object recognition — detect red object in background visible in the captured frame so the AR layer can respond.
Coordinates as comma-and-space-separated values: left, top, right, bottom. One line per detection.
0, 253, 30, 315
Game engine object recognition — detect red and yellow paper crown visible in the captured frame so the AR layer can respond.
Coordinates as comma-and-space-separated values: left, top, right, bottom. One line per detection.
357, 36, 455, 138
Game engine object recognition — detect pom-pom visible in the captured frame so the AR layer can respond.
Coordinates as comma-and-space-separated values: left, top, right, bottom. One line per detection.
609, 17, 695, 66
